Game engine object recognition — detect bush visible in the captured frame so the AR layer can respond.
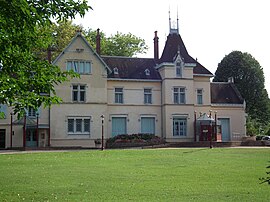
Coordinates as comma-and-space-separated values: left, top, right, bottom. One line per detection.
106, 133, 166, 148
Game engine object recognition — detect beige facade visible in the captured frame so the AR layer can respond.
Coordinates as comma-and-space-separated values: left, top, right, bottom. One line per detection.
0, 31, 246, 149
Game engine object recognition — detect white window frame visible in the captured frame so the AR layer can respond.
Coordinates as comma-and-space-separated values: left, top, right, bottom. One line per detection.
173, 117, 187, 137
67, 60, 92, 74
115, 87, 123, 104
173, 87, 186, 104
197, 89, 203, 105
144, 88, 152, 104
72, 84, 86, 102
67, 116, 91, 135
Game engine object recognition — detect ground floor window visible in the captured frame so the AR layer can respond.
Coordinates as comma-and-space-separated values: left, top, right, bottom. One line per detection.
173, 117, 187, 136
141, 117, 155, 134
68, 117, 90, 135
112, 117, 127, 137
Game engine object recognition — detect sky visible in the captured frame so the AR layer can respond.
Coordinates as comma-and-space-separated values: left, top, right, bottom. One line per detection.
74, 0, 270, 94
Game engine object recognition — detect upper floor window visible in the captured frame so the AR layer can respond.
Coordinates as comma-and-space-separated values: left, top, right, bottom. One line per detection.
144, 88, 152, 104
197, 89, 203, 105
115, 88, 123, 103
72, 85, 86, 102
173, 87, 186, 104
26, 107, 40, 118
0, 104, 7, 119
176, 61, 182, 77
68, 117, 90, 135
67, 60, 91, 74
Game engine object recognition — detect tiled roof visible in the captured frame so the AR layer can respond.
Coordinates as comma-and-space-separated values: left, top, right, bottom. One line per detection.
211, 83, 244, 104
159, 33, 213, 76
102, 56, 161, 80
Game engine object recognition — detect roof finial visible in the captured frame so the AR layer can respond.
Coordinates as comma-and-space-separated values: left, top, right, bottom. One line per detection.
169, 7, 171, 33
177, 6, 179, 32
169, 6, 179, 34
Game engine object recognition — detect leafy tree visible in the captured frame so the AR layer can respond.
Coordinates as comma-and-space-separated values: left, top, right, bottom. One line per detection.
213, 51, 270, 125
36, 22, 149, 61
84, 29, 148, 57
0, 0, 90, 117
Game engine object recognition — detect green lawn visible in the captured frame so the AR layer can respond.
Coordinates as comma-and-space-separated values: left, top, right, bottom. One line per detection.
0, 148, 269, 201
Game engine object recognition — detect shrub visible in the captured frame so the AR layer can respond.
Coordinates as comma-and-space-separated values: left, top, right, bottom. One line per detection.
106, 133, 165, 147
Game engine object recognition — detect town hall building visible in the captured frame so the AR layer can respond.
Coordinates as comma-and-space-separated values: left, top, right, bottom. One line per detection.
0, 18, 246, 149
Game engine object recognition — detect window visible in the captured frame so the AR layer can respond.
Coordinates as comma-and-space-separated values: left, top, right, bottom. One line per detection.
141, 117, 155, 134
173, 87, 186, 104
145, 69, 150, 76
0, 104, 7, 119
144, 88, 152, 104
112, 117, 127, 137
173, 117, 187, 136
26, 107, 40, 118
113, 67, 119, 75
115, 88, 123, 103
176, 61, 182, 77
68, 117, 90, 135
72, 85, 86, 102
197, 89, 203, 104
67, 60, 91, 74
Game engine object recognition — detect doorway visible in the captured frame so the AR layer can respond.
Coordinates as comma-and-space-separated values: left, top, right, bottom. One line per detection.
26, 129, 37, 147
0, 129, 5, 149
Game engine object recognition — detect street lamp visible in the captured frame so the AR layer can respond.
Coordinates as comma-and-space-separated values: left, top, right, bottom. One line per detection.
209, 110, 213, 149
100, 115, 105, 151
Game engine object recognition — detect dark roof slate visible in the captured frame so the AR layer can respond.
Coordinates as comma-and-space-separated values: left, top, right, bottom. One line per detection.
159, 33, 213, 76
211, 83, 244, 104
102, 56, 161, 80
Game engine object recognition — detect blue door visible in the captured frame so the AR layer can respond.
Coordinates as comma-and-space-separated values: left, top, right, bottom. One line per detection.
218, 118, 230, 142
112, 117, 127, 137
26, 129, 37, 147
141, 117, 155, 134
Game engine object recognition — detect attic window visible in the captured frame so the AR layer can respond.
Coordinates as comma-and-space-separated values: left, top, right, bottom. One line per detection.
145, 69, 150, 76
113, 67, 119, 75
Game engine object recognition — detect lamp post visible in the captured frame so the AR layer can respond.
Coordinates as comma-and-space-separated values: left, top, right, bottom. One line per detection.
214, 111, 217, 141
10, 112, 13, 149
194, 111, 197, 142
209, 110, 213, 149
100, 115, 105, 151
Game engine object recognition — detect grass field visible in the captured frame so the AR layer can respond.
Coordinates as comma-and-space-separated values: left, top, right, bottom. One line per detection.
0, 148, 269, 201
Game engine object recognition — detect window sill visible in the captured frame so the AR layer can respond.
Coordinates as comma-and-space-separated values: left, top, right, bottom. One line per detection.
68, 133, 90, 135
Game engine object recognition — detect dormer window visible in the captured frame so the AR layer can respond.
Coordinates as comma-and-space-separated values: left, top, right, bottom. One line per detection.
145, 69, 150, 76
176, 61, 182, 77
113, 67, 119, 75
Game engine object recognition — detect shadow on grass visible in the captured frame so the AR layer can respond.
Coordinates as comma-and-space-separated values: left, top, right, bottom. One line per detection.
182, 148, 209, 154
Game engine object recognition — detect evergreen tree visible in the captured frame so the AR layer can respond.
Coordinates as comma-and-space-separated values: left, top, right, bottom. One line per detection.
213, 51, 270, 125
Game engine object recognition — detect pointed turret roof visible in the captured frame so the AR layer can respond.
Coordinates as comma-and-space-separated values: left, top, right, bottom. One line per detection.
159, 33, 213, 76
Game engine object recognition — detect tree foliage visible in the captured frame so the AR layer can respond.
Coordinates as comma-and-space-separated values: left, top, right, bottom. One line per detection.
84, 30, 148, 57
36, 21, 149, 61
0, 0, 90, 117
213, 51, 270, 125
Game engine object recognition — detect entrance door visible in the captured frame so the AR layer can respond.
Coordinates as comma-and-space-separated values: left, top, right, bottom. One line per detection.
218, 118, 230, 142
26, 129, 37, 147
0, 129, 5, 149
141, 117, 155, 134
112, 117, 127, 137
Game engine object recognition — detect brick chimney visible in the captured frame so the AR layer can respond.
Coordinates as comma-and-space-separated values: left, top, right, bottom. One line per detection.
153, 31, 159, 63
96, 28, 101, 55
